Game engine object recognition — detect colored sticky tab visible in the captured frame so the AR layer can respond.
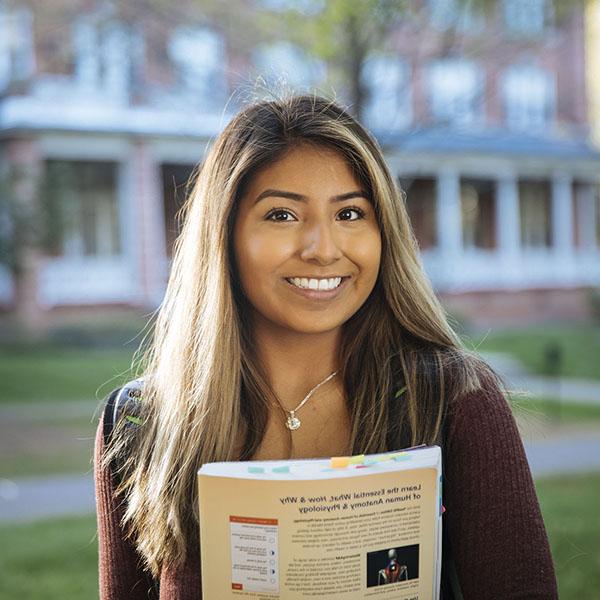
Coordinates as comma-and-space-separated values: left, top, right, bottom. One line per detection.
394, 385, 408, 399
330, 456, 350, 469
392, 454, 411, 462
349, 454, 365, 465
356, 464, 373, 469
441, 504, 446, 515
125, 415, 142, 425
364, 458, 378, 466
272, 466, 290, 474
247, 466, 265, 474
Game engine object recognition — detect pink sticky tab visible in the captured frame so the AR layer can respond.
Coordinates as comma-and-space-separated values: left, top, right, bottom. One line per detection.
441, 505, 446, 514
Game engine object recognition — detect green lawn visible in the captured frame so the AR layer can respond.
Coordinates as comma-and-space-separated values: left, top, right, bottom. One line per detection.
0, 472, 597, 599
0, 515, 98, 600
537, 472, 600, 598
511, 395, 600, 424
0, 415, 98, 479
469, 323, 600, 381
0, 348, 136, 403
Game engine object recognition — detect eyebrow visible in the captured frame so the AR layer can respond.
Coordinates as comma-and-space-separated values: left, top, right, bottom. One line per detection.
254, 189, 369, 205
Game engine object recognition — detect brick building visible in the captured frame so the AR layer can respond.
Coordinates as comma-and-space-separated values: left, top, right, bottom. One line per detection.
1, 0, 599, 328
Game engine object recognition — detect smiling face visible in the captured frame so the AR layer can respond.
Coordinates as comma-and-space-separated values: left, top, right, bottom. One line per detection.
233, 143, 382, 337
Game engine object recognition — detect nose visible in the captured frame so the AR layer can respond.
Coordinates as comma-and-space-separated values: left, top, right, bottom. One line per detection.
299, 220, 343, 265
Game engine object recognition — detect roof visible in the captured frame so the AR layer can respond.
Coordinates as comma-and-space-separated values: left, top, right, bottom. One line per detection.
376, 126, 600, 160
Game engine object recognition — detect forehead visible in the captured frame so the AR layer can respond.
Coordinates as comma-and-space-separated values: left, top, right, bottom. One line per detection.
243, 144, 362, 197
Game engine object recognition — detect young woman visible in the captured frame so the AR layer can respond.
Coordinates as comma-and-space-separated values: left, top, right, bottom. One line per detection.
95, 95, 558, 599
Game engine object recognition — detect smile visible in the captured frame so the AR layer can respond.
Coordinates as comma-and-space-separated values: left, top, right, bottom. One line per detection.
286, 277, 343, 291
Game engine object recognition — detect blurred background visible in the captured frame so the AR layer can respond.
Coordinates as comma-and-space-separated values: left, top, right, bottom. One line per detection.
0, 0, 599, 597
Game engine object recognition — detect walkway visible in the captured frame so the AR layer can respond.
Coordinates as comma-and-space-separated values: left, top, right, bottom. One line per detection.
2, 427, 600, 524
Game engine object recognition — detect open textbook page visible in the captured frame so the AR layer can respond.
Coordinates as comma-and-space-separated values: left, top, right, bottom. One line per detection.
198, 446, 442, 600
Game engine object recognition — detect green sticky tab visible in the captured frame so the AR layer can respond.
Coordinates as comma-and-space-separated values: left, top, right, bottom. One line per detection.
124, 415, 142, 425
394, 386, 408, 399
272, 466, 290, 474
248, 466, 265, 474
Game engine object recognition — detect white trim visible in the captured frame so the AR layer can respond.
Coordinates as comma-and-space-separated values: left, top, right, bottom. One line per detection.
436, 169, 462, 256
551, 172, 574, 254
496, 174, 521, 257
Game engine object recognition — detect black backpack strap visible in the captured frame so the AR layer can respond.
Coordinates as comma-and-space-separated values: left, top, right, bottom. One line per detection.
103, 378, 145, 446
101, 379, 160, 599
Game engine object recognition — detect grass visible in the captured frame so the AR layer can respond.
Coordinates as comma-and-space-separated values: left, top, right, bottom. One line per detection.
0, 472, 598, 599
0, 515, 98, 600
511, 395, 600, 424
0, 348, 136, 404
536, 472, 600, 598
0, 415, 98, 479
469, 323, 600, 381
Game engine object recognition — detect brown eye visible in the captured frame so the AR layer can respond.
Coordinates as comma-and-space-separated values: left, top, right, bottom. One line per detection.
337, 207, 365, 221
266, 209, 296, 222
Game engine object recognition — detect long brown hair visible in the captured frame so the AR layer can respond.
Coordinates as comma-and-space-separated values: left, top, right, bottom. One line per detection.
105, 93, 499, 576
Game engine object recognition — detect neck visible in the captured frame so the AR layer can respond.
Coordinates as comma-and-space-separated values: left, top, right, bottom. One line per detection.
250, 318, 342, 406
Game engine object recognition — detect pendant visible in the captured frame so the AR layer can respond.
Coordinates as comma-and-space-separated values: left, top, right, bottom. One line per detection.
286, 412, 301, 431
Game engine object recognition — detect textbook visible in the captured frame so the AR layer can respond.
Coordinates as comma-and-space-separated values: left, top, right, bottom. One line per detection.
197, 446, 442, 600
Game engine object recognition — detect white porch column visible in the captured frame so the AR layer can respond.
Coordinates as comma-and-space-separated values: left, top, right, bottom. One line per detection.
436, 168, 462, 259
496, 173, 520, 259
551, 172, 574, 255
575, 183, 597, 251
130, 140, 168, 307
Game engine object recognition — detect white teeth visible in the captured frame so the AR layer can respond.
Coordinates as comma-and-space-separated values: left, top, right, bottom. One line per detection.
288, 277, 343, 291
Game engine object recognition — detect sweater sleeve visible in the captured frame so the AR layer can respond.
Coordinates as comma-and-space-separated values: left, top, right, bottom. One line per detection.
442, 381, 558, 599
94, 399, 156, 600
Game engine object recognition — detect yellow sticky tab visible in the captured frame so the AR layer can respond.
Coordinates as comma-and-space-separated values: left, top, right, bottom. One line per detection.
349, 454, 365, 465
330, 456, 350, 469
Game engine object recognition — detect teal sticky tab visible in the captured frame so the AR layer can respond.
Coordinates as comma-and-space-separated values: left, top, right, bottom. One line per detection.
272, 466, 290, 474
248, 466, 265, 474
392, 455, 411, 462
364, 459, 378, 466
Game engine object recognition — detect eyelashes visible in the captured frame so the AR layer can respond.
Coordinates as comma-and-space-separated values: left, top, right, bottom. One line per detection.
265, 206, 366, 222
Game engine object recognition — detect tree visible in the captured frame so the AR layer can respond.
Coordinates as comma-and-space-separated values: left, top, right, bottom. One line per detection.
253, 0, 588, 120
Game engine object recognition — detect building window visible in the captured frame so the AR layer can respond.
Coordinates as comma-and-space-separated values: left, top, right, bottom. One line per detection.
519, 180, 552, 248
502, 0, 551, 36
0, 5, 35, 90
427, 59, 483, 126
400, 177, 437, 250
169, 27, 227, 109
72, 16, 134, 102
252, 41, 324, 92
44, 161, 121, 258
428, 0, 483, 32
461, 179, 496, 249
502, 64, 555, 131
362, 55, 411, 131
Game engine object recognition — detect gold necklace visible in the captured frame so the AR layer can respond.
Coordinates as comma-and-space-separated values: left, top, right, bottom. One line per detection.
280, 370, 338, 431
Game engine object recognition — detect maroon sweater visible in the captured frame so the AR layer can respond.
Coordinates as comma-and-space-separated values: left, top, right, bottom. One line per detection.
94, 383, 558, 599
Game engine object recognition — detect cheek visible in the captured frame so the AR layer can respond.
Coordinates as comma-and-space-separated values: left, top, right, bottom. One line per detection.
353, 232, 382, 280
234, 226, 296, 296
